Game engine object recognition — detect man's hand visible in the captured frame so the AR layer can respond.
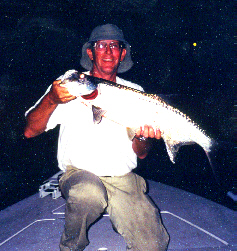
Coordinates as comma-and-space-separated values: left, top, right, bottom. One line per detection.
132, 125, 161, 159
24, 79, 76, 138
135, 125, 161, 140
48, 80, 77, 104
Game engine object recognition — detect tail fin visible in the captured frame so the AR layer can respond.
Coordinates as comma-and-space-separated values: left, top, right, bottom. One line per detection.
205, 147, 220, 184
205, 140, 234, 186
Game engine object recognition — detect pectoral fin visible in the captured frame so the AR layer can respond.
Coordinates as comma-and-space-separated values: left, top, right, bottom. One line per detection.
126, 127, 137, 141
92, 105, 107, 124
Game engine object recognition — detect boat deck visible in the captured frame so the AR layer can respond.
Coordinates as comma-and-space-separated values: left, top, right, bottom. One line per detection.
0, 180, 235, 250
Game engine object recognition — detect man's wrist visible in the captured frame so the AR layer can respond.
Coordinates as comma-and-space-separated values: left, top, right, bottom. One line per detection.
46, 92, 57, 106
133, 136, 147, 142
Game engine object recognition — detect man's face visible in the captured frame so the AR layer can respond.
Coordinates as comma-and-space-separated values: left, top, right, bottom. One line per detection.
87, 40, 126, 77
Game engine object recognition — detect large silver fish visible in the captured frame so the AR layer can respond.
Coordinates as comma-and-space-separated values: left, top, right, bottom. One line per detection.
61, 69, 213, 164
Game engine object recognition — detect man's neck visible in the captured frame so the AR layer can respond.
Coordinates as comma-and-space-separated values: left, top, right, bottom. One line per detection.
90, 70, 117, 82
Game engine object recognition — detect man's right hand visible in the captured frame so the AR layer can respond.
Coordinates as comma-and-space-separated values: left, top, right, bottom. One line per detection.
48, 80, 77, 104
24, 79, 76, 138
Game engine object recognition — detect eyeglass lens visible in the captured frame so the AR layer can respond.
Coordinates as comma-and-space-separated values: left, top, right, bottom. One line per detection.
95, 42, 121, 51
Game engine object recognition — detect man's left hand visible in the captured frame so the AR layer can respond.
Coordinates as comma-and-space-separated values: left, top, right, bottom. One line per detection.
135, 125, 161, 140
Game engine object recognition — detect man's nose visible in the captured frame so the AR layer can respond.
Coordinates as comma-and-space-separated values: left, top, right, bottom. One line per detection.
105, 44, 112, 54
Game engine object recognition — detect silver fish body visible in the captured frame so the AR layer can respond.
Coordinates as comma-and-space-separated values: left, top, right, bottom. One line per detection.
62, 70, 213, 164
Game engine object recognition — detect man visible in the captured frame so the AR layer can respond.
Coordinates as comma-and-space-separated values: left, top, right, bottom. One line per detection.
24, 24, 169, 251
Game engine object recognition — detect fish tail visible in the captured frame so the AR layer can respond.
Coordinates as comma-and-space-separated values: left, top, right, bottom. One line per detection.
205, 147, 220, 185
205, 140, 231, 186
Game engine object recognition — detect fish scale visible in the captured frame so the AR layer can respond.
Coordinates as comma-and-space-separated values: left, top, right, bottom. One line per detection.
63, 70, 213, 164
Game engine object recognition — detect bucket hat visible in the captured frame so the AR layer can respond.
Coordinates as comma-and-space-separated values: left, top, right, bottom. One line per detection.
80, 24, 133, 73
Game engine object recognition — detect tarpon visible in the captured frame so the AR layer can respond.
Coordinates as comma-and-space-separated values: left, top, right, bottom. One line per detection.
61, 69, 214, 165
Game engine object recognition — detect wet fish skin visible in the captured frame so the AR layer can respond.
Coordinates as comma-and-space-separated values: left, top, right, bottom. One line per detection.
60, 70, 97, 96
61, 70, 213, 164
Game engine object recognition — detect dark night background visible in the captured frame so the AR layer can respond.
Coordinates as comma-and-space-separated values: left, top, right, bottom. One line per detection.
0, 0, 235, 211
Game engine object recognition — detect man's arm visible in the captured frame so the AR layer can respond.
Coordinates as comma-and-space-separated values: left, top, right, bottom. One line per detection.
132, 125, 161, 159
24, 80, 76, 138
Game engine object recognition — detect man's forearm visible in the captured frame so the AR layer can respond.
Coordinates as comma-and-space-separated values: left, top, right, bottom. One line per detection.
24, 93, 58, 138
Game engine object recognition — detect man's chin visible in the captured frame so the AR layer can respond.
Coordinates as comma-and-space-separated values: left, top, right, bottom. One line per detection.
101, 67, 117, 75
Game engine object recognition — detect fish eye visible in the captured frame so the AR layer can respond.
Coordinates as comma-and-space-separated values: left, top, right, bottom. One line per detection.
80, 74, 85, 79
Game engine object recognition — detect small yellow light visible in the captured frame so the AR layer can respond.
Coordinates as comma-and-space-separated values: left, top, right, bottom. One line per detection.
193, 42, 197, 46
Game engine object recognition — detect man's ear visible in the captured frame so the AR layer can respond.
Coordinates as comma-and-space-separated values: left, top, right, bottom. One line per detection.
87, 48, 93, 60
120, 49, 126, 62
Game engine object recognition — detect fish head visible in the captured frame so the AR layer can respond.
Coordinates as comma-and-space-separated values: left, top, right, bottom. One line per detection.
61, 70, 98, 96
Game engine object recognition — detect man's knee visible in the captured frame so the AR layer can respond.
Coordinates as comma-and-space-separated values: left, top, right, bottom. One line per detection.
60, 169, 107, 201
68, 179, 108, 208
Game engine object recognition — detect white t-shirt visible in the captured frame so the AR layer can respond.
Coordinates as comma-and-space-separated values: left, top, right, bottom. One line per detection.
26, 73, 144, 176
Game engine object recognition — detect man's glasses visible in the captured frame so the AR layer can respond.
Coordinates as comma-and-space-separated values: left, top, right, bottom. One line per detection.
93, 41, 124, 51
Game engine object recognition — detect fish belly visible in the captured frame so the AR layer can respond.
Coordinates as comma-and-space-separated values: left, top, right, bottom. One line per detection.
84, 84, 213, 162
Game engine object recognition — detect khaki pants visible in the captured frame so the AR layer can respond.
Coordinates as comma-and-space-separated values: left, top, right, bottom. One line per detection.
59, 166, 169, 251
